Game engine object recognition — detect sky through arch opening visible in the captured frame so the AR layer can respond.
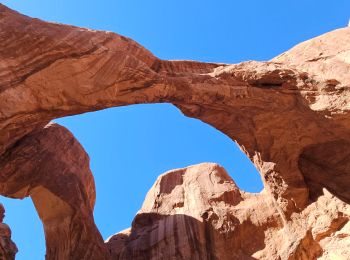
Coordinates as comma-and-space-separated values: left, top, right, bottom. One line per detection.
0, 102, 263, 260
55, 103, 263, 240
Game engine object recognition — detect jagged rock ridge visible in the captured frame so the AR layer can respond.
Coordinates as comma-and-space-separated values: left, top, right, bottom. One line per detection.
0, 4, 349, 259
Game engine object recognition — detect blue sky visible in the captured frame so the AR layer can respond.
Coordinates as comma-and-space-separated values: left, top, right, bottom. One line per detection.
1, 1, 350, 259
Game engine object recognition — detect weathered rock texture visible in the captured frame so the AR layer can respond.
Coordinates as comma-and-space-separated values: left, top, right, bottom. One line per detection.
0, 204, 17, 260
0, 4, 349, 259
107, 163, 350, 259
0, 124, 109, 259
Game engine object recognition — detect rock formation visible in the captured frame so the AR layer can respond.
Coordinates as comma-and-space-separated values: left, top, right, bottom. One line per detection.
107, 163, 350, 259
0, 204, 17, 260
0, 123, 109, 259
0, 3, 349, 259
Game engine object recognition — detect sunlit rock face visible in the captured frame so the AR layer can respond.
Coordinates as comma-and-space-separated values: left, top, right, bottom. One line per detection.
107, 164, 350, 260
0, 204, 17, 260
0, 3, 349, 259
106, 163, 271, 260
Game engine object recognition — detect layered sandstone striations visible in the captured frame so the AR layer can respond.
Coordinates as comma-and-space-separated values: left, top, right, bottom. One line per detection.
0, 4, 349, 259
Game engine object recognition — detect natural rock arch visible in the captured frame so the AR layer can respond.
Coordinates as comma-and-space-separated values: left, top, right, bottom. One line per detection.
0, 4, 350, 259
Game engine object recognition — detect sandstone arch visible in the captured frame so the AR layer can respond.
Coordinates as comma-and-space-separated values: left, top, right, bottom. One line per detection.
0, 4, 350, 259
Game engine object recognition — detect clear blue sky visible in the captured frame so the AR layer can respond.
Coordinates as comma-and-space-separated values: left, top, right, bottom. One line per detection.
1, 1, 349, 259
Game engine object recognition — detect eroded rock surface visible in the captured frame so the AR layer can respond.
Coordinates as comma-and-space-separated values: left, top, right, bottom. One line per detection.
0, 124, 109, 259
107, 164, 350, 260
106, 163, 267, 259
0, 204, 17, 260
0, 4, 349, 259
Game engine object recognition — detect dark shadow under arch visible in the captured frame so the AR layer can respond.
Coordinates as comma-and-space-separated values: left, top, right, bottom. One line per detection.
299, 139, 350, 204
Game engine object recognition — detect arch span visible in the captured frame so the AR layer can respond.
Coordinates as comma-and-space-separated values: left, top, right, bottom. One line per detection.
1, 4, 350, 259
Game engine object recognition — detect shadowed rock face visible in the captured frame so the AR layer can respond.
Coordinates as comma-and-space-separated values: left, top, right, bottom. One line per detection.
0, 124, 109, 259
0, 204, 17, 260
0, 3, 349, 260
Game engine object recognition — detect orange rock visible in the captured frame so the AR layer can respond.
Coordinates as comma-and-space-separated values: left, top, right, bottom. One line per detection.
0, 3, 349, 259
107, 164, 350, 259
